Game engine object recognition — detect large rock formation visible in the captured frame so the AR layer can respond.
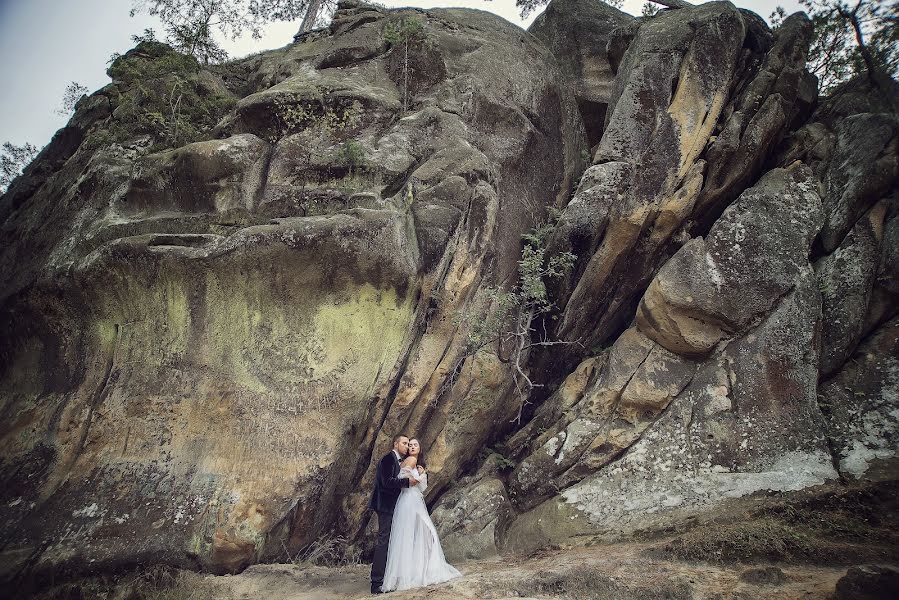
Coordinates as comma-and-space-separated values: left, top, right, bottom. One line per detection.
0, 0, 896, 588
0, 1, 583, 579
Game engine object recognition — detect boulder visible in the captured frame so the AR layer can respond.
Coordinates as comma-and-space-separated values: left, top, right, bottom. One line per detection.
551, 1, 763, 358
431, 455, 513, 561
833, 565, 899, 600
776, 77, 899, 255
816, 114, 899, 253
815, 201, 889, 376
692, 12, 814, 228
637, 164, 824, 356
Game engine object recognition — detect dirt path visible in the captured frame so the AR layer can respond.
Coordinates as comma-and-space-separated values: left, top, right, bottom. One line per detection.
185, 541, 852, 600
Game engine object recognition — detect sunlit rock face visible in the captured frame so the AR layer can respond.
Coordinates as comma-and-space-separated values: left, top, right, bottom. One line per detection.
504, 165, 837, 552
1, 0, 897, 585
438, 0, 896, 560
0, 0, 583, 577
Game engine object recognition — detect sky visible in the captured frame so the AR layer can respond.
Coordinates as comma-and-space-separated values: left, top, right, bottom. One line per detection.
0, 0, 804, 151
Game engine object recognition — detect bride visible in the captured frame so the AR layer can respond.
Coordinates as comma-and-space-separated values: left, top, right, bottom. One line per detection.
381, 438, 462, 592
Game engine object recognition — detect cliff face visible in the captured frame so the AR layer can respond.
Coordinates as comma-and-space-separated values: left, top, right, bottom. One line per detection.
0, 0, 896, 583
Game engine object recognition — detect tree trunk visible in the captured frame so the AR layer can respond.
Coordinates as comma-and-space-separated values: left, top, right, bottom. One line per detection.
298, 0, 324, 35
840, 1, 899, 114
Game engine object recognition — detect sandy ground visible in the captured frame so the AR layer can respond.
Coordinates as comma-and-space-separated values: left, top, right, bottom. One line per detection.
185, 541, 853, 600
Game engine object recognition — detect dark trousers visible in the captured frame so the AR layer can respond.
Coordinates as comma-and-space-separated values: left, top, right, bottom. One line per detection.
370, 510, 393, 591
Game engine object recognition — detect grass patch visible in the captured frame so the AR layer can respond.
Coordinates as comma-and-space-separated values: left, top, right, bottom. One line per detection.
29, 565, 220, 600
282, 534, 362, 567
656, 480, 899, 564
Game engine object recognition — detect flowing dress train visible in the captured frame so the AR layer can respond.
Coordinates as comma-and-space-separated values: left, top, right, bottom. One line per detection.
381, 467, 462, 592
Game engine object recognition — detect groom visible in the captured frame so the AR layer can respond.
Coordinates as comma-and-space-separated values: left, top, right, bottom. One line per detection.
369, 433, 419, 594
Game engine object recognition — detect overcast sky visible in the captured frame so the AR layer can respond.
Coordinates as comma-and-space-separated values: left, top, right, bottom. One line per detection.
0, 0, 802, 150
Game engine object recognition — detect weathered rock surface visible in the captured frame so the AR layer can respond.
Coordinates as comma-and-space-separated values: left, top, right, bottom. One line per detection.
549, 2, 814, 361
0, 1, 583, 579
502, 164, 835, 548
819, 317, 899, 480
1, 0, 897, 588
528, 0, 633, 148
691, 11, 813, 226
766, 74, 899, 487
638, 165, 823, 356
815, 201, 889, 376
431, 454, 512, 561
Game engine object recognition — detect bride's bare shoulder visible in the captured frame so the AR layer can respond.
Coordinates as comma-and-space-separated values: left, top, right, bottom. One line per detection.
401, 456, 417, 468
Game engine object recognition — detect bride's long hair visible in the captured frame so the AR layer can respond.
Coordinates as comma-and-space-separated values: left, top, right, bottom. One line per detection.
409, 438, 426, 470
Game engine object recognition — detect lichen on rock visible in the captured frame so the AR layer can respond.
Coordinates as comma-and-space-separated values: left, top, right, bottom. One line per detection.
1, 0, 897, 587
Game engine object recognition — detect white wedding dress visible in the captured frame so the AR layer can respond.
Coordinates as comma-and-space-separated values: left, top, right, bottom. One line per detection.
381, 467, 462, 592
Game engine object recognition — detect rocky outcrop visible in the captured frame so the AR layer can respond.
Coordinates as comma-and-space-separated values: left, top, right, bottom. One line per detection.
1, 0, 897, 587
548, 2, 814, 360
691, 11, 814, 227
528, 0, 633, 148
430, 454, 512, 561
777, 76, 899, 374
819, 317, 899, 480
504, 164, 835, 546
0, 1, 583, 579
815, 201, 889, 376
437, 5, 896, 555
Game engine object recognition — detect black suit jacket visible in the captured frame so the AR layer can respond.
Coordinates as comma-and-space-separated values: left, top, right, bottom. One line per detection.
368, 451, 410, 513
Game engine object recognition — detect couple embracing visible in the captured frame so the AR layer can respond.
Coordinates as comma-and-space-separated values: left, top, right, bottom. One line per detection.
369, 434, 461, 594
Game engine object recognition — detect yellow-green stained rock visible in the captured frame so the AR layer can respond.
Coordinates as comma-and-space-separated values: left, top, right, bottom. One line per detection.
0, 1, 584, 579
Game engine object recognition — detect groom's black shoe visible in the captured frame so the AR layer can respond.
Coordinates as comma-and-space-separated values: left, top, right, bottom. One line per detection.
370, 588, 384, 594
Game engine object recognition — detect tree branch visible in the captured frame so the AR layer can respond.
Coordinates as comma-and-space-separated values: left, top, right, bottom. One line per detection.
839, 1, 878, 81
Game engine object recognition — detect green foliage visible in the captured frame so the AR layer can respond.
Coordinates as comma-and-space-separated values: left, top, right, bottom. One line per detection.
272, 89, 363, 139
132, 27, 160, 45
337, 139, 366, 174
0, 142, 39, 193
382, 16, 427, 113
100, 41, 236, 152
478, 446, 516, 471
107, 41, 199, 82
771, 0, 898, 94
57, 81, 89, 116
494, 454, 516, 472
518, 215, 577, 314
460, 287, 519, 353
130, 1, 337, 62
454, 209, 576, 422
166, 17, 229, 64
456, 209, 576, 367
641, 2, 661, 17
383, 16, 425, 47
